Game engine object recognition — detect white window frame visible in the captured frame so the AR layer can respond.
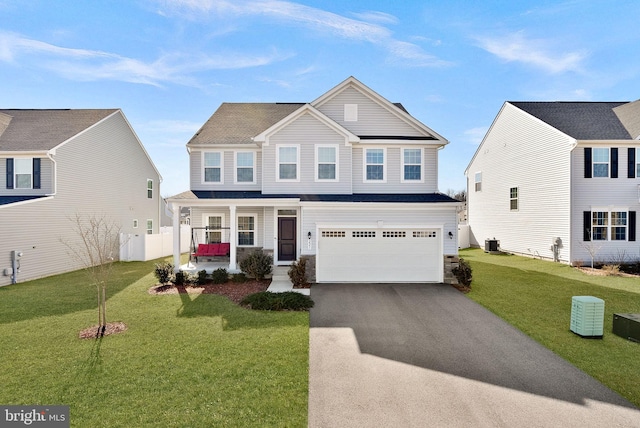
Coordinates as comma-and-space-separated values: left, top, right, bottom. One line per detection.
509, 187, 518, 211
592, 148, 609, 178
591, 208, 628, 241
315, 144, 339, 182
363, 148, 386, 183
146, 219, 153, 235
237, 214, 257, 247
401, 148, 423, 183
147, 179, 153, 199
203, 213, 226, 243
133, 219, 138, 229
276, 145, 299, 182
14, 157, 33, 189
474, 172, 482, 192
202, 151, 224, 184
235, 151, 256, 184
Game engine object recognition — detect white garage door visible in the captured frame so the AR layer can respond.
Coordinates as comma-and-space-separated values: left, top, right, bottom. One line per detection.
317, 228, 442, 282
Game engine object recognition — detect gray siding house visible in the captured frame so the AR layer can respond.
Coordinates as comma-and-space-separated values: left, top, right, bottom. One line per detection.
168, 77, 459, 283
465, 100, 640, 265
0, 109, 162, 286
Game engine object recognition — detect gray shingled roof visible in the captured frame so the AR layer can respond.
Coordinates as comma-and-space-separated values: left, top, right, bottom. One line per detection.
0, 109, 118, 151
187, 103, 304, 146
510, 102, 632, 140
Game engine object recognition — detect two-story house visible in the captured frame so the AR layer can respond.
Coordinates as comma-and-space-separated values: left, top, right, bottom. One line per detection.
465, 101, 640, 265
168, 77, 459, 283
0, 109, 162, 286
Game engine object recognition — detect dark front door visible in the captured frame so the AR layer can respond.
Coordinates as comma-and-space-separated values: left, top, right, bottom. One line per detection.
278, 217, 297, 261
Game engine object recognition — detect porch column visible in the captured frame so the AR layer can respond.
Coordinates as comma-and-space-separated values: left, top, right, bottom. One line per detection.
229, 204, 237, 271
172, 202, 181, 272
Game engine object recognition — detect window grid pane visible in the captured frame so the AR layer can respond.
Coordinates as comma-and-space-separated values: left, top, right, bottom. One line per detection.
318, 147, 336, 163
236, 152, 253, 167
404, 165, 421, 180
404, 149, 421, 164
366, 165, 384, 180
279, 147, 297, 162
204, 168, 221, 182
279, 164, 297, 179
237, 168, 253, 182
204, 152, 221, 167
366, 149, 384, 164
318, 164, 336, 179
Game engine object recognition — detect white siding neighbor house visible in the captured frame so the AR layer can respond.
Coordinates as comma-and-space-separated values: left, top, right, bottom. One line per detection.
465, 100, 640, 265
0, 109, 163, 286
167, 77, 460, 283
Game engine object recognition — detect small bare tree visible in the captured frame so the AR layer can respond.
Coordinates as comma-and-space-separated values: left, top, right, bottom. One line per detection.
63, 214, 122, 337
580, 229, 602, 269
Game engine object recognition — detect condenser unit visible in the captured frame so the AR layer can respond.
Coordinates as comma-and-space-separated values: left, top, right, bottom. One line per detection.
570, 296, 604, 338
613, 313, 640, 343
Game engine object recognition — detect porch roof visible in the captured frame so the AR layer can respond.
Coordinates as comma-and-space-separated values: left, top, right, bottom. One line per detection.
169, 190, 459, 204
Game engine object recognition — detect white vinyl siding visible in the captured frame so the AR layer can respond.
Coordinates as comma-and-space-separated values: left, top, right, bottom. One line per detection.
466, 103, 572, 262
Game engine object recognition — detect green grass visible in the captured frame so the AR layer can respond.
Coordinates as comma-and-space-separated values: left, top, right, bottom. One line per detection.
0, 259, 309, 427
461, 248, 640, 407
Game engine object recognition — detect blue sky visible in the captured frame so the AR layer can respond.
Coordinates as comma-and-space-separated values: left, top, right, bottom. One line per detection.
2, 0, 639, 197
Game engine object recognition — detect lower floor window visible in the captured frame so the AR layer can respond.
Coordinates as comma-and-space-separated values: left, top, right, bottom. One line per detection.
146, 219, 153, 235
238, 216, 255, 246
592, 211, 626, 240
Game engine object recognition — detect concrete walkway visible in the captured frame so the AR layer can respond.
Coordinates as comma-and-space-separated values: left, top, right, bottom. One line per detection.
309, 283, 640, 428
266, 266, 310, 295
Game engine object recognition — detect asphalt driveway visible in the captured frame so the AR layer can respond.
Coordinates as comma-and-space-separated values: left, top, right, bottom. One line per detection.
308, 283, 640, 428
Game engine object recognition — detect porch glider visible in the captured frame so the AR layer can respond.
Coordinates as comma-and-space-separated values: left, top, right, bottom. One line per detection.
193, 243, 230, 262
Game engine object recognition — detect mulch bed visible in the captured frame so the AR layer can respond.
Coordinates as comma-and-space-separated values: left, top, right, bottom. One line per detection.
79, 321, 127, 339
148, 280, 270, 304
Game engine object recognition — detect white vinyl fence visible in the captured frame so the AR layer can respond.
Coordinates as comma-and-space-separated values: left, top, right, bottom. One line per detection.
120, 225, 191, 261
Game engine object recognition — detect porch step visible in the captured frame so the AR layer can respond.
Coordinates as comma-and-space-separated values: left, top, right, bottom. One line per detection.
267, 266, 310, 296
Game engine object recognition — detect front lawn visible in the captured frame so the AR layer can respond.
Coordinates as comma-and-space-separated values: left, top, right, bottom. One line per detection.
0, 259, 309, 427
461, 248, 640, 407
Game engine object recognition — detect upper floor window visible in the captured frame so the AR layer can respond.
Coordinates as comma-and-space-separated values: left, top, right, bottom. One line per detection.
147, 179, 153, 199
235, 152, 255, 183
474, 172, 482, 192
509, 187, 518, 211
316, 145, 337, 181
402, 148, 422, 182
278, 146, 298, 181
14, 158, 33, 189
592, 148, 609, 177
203, 152, 223, 183
636, 149, 640, 177
364, 148, 385, 182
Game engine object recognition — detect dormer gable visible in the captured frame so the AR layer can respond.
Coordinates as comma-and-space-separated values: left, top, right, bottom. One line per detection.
253, 104, 359, 145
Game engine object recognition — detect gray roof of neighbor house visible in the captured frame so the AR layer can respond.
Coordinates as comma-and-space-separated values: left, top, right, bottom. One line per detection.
509, 102, 633, 140
170, 190, 459, 203
0, 109, 118, 152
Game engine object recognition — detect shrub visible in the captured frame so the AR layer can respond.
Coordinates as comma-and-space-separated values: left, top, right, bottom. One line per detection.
601, 264, 621, 276
453, 258, 472, 287
174, 271, 188, 286
197, 269, 208, 285
211, 268, 229, 284
154, 261, 174, 284
288, 258, 307, 287
232, 273, 248, 283
240, 291, 314, 311
239, 250, 273, 280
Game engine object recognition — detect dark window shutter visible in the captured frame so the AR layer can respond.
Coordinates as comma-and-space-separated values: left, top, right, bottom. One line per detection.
611, 148, 618, 178
629, 148, 636, 178
584, 148, 592, 178
33, 158, 41, 189
630, 211, 636, 242
6, 158, 13, 189
583, 211, 591, 241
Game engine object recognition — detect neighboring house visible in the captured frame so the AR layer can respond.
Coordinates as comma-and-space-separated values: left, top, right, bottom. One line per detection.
465, 100, 640, 265
0, 109, 162, 286
167, 77, 460, 283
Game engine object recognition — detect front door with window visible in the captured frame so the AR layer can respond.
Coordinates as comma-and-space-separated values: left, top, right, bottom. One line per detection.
278, 217, 296, 261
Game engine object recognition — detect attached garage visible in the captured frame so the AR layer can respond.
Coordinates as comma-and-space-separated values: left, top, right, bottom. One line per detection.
316, 227, 443, 283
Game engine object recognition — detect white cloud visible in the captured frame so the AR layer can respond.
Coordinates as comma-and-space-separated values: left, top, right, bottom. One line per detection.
157, 0, 449, 67
351, 11, 399, 25
0, 31, 289, 86
463, 126, 489, 145
475, 31, 588, 74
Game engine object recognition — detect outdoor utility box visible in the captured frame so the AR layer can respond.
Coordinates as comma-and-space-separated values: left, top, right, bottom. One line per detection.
612, 313, 640, 343
570, 296, 604, 338
484, 239, 499, 252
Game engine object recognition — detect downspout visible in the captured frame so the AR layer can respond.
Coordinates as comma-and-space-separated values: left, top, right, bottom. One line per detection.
45, 150, 57, 196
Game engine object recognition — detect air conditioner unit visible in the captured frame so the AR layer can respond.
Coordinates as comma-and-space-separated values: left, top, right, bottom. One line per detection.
484, 239, 499, 252
613, 313, 640, 343
570, 296, 604, 338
